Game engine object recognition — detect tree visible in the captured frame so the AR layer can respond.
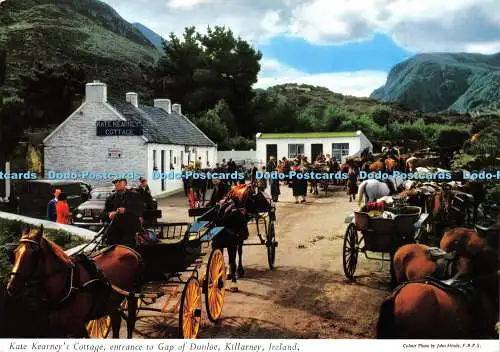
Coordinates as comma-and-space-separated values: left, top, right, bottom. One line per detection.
152, 26, 262, 136
18, 63, 86, 127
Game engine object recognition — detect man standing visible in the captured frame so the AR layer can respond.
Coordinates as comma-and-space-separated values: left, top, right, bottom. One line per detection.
46, 188, 61, 222
103, 178, 144, 247
136, 177, 154, 210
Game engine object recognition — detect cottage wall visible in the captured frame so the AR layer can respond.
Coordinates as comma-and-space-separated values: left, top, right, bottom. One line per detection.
44, 102, 147, 188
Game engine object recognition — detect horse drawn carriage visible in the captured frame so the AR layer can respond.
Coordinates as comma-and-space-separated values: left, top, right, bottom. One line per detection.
83, 216, 226, 339
343, 197, 429, 282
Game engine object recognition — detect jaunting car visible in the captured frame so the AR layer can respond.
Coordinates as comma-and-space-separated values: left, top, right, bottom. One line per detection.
72, 186, 159, 229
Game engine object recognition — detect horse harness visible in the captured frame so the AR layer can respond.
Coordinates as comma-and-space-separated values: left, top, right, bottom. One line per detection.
11, 238, 111, 313
424, 247, 459, 280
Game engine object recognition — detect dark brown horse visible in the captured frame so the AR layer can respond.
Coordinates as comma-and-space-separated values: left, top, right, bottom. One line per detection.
6, 226, 143, 338
376, 273, 498, 338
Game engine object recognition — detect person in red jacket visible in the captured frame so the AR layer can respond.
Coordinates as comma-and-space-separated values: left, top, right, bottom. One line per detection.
56, 193, 71, 224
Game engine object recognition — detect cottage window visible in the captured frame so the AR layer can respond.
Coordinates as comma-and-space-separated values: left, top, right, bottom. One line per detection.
288, 144, 304, 158
152, 150, 157, 170
332, 143, 349, 161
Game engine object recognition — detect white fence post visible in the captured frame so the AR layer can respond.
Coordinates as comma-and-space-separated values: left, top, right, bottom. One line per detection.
5, 161, 10, 201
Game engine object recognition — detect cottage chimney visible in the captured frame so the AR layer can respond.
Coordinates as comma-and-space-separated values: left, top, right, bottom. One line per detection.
85, 81, 107, 103
172, 103, 181, 115
154, 99, 172, 113
126, 92, 138, 107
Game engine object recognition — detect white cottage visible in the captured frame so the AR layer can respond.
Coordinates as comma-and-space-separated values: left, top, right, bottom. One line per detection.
43, 81, 217, 196
255, 131, 372, 164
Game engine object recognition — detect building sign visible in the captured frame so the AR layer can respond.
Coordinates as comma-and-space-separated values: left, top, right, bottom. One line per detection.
96, 120, 143, 136
108, 148, 121, 158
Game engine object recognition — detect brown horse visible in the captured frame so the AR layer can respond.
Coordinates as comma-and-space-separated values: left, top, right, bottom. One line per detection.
393, 228, 498, 284
6, 226, 143, 338
376, 273, 498, 338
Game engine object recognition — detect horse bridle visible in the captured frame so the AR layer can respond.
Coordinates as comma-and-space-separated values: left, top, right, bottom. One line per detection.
10, 237, 77, 305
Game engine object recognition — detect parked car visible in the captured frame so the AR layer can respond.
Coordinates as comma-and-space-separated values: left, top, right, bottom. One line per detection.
72, 186, 159, 229
12, 180, 85, 219
71, 186, 113, 228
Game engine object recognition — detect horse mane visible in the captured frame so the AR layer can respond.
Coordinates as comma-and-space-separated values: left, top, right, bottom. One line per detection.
228, 184, 249, 202
43, 237, 74, 266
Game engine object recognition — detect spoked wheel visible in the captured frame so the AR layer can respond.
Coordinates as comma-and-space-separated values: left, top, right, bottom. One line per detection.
267, 220, 277, 269
121, 297, 143, 314
179, 276, 202, 338
204, 248, 226, 323
86, 316, 111, 338
343, 223, 359, 280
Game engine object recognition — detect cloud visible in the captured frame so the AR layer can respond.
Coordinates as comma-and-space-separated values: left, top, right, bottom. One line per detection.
167, 0, 212, 9
103, 0, 500, 53
256, 59, 387, 97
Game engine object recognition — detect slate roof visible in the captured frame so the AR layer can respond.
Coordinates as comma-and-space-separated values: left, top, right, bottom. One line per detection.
107, 98, 216, 147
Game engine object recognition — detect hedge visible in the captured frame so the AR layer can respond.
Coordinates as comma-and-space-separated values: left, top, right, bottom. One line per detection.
0, 218, 86, 280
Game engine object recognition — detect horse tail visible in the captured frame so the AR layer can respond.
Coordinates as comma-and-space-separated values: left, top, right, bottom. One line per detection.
357, 181, 366, 208
376, 296, 396, 338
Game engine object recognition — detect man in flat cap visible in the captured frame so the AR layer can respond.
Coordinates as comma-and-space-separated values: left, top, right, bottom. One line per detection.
103, 177, 144, 247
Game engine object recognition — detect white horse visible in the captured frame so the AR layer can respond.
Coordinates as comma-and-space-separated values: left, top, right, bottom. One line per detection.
357, 176, 406, 207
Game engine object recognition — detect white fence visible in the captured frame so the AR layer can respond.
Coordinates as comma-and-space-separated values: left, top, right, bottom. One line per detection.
217, 150, 257, 164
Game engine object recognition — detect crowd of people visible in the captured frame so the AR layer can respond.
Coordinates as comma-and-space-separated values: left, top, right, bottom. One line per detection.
184, 153, 360, 205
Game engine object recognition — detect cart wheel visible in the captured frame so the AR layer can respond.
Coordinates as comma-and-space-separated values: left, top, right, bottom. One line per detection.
343, 223, 359, 280
179, 276, 202, 339
267, 220, 277, 269
205, 248, 226, 323
86, 316, 111, 338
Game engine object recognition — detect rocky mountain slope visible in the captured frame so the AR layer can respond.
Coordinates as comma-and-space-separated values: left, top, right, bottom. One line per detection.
371, 53, 500, 113
0, 0, 160, 97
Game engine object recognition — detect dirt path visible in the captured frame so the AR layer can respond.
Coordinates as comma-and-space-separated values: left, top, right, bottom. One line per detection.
125, 185, 393, 339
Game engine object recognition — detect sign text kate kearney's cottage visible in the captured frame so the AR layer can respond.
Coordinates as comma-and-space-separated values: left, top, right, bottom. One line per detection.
96, 120, 143, 136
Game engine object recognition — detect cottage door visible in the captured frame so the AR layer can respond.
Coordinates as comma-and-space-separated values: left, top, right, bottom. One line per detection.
311, 144, 323, 161
266, 144, 277, 162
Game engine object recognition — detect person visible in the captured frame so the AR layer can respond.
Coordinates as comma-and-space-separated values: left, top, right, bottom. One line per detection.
227, 159, 237, 185
347, 165, 359, 202
181, 165, 188, 196
291, 167, 307, 204
257, 166, 267, 192
56, 193, 71, 224
136, 177, 154, 210
195, 156, 202, 169
103, 178, 144, 247
267, 156, 279, 202
207, 177, 229, 206
46, 188, 61, 221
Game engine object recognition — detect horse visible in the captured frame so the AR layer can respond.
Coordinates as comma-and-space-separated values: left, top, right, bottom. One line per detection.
357, 176, 405, 207
5, 226, 143, 338
199, 184, 250, 290
393, 228, 497, 284
376, 272, 499, 339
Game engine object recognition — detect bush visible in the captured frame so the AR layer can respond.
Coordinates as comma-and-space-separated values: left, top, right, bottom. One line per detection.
0, 218, 86, 279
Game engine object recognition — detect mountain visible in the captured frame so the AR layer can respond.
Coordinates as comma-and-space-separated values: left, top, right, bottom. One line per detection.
0, 0, 161, 97
133, 23, 164, 52
370, 53, 500, 113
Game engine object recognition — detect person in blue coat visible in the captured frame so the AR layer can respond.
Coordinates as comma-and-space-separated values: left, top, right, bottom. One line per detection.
46, 188, 61, 221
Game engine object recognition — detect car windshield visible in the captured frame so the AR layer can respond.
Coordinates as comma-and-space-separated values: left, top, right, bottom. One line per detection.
91, 191, 111, 200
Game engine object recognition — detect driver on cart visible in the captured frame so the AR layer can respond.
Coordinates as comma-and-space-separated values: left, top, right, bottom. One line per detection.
207, 176, 229, 207
102, 177, 144, 247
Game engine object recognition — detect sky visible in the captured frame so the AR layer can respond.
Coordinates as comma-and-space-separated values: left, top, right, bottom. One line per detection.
102, 0, 500, 97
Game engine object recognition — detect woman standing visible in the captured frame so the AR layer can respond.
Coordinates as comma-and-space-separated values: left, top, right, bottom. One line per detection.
347, 165, 359, 202
56, 193, 71, 224
292, 166, 307, 203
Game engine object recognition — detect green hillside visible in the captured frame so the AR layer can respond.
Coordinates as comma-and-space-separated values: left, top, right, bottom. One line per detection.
0, 0, 160, 98
371, 53, 500, 113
